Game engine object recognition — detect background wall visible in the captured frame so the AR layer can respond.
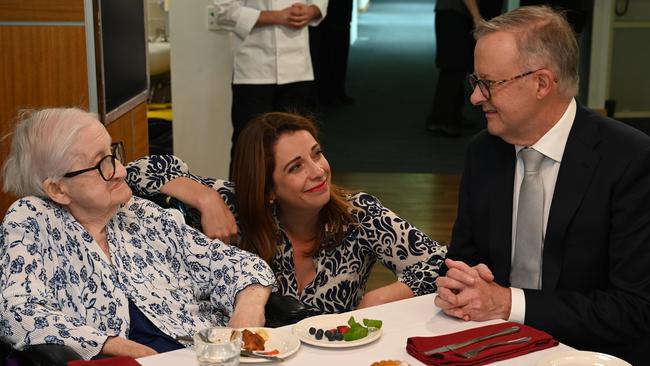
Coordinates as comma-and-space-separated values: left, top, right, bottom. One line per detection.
169, 0, 232, 179
147, 0, 169, 41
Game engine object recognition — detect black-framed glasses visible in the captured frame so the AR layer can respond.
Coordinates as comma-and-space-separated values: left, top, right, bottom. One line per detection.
467, 69, 542, 100
63, 154, 117, 181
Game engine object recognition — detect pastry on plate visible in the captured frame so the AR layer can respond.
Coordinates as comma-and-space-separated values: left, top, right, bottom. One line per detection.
370, 360, 409, 366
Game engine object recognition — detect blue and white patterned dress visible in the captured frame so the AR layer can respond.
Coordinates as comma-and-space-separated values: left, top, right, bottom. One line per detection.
0, 196, 275, 359
126, 155, 447, 315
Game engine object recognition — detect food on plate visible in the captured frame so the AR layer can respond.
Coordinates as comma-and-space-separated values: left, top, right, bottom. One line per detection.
242, 329, 266, 351
254, 328, 269, 341
344, 317, 368, 341
307, 316, 382, 342
370, 361, 409, 366
257, 349, 280, 356
363, 318, 383, 329
240, 328, 280, 355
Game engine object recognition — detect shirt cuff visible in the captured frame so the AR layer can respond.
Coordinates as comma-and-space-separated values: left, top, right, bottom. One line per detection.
234, 7, 260, 40
308, 1, 327, 26
507, 287, 526, 323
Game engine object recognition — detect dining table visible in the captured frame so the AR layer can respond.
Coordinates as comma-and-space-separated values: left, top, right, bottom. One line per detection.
138, 293, 575, 365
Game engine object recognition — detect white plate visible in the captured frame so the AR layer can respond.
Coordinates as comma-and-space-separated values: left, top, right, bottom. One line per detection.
293, 314, 382, 348
536, 351, 632, 366
239, 327, 300, 363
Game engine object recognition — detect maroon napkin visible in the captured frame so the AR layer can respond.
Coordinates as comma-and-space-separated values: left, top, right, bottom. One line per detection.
68, 357, 141, 366
406, 322, 558, 366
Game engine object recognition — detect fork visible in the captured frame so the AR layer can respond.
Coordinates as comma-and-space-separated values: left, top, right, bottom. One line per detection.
457, 336, 532, 358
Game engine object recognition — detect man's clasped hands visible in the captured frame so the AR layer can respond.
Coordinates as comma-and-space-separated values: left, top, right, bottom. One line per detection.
434, 259, 513, 322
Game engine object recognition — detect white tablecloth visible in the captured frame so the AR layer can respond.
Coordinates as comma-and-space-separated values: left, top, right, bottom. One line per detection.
138, 294, 573, 365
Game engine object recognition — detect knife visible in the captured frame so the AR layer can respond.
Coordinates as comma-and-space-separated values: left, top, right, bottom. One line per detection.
423, 325, 520, 355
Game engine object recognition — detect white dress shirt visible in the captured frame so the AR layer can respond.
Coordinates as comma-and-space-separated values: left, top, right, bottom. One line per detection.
508, 98, 577, 323
214, 0, 328, 85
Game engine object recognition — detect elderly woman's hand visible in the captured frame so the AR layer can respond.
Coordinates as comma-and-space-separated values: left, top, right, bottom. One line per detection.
228, 285, 271, 327
101, 336, 157, 358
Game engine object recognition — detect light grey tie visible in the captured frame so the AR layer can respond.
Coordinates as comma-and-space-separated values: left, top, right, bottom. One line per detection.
511, 148, 545, 289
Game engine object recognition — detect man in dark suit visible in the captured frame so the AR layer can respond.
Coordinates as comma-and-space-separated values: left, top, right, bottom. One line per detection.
434, 6, 650, 364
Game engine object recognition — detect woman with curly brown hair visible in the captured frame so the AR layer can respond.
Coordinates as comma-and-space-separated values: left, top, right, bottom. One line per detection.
126, 112, 446, 315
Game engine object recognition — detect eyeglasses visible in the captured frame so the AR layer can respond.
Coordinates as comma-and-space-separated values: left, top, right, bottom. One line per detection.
63, 154, 117, 181
467, 69, 542, 100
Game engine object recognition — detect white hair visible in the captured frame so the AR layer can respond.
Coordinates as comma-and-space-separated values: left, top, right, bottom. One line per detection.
2, 108, 101, 197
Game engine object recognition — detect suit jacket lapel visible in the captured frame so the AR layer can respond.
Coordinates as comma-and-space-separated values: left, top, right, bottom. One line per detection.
543, 105, 600, 289
488, 137, 517, 285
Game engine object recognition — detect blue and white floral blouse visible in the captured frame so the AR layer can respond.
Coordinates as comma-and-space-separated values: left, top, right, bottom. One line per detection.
0, 196, 275, 359
126, 155, 447, 315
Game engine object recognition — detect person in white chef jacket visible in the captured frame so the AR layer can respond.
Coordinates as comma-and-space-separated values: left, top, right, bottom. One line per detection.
214, 0, 328, 162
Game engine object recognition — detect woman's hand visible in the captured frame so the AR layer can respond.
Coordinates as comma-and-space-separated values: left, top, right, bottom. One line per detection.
195, 188, 238, 244
160, 177, 238, 244
101, 336, 157, 358
357, 281, 414, 309
228, 285, 271, 327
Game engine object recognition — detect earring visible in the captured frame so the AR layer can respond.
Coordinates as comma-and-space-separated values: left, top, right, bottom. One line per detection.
269, 198, 275, 206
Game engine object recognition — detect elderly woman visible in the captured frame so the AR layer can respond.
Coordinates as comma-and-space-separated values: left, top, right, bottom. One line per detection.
126, 112, 446, 316
0, 108, 275, 360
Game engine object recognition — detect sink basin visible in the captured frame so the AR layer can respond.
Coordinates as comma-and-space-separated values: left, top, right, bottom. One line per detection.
148, 41, 171, 75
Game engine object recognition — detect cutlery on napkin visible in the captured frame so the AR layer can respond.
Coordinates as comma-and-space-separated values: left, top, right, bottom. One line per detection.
406, 321, 558, 366
423, 325, 520, 355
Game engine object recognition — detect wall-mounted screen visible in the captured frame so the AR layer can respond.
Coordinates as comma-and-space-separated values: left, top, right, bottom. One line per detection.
96, 0, 148, 123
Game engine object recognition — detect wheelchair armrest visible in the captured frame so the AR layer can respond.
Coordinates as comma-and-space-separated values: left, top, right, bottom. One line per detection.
264, 293, 311, 328
14, 344, 83, 366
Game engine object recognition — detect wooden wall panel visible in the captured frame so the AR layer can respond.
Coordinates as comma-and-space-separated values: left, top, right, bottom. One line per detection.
0, 0, 84, 22
0, 25, 88, 215
105, 102, 149, 164
106, 110, 135, 163
0, 25, 89, 123
131, 103, 149, 160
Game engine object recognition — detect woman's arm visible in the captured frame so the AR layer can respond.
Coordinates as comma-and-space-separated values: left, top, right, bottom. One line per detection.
228, 284, 271, 327
126, 155, 193, 197
353, 193, 447, 302
161, 177, 237, 244
101, 337, 156, 358
357, 281, 414, 309
165, 203, 275, 324
126, 155, 238, 243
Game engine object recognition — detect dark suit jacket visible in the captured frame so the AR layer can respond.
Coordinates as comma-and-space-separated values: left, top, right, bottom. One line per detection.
446, 104, 650, 363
